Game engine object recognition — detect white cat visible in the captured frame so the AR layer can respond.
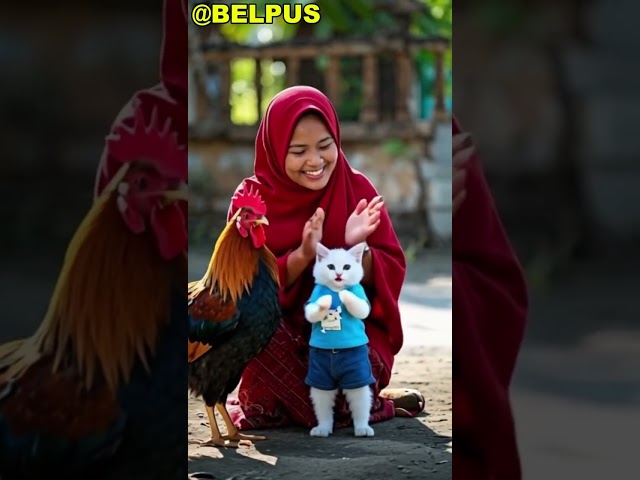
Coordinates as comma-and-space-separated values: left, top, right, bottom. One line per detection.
304, 242, 375, 438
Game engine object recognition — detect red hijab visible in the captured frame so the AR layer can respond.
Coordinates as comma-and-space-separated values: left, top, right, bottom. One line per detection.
452, 115, 528, 478
228, 86, 407, 372
93, 0, 188, 259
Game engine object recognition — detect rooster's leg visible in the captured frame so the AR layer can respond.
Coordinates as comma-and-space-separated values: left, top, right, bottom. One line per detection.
216, 402, 266, 443
190, 404, 238, 448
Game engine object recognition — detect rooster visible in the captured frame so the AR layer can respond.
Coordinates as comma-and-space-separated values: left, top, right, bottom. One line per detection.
188, 185, 280, 448
0, 107, 188, 479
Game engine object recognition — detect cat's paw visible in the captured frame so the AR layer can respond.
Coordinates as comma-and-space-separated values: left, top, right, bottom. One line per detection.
338, 289, 353, 304
310, 424, 333, 437
354, 425, 375, 437
338, 290, 369, 318
317, 295, 333, 310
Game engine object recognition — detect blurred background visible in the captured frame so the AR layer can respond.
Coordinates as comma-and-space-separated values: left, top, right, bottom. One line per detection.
0, 3, 162, 342
187, 0, 453, 253
454, 1, 640, 477
186, 4, 454, 476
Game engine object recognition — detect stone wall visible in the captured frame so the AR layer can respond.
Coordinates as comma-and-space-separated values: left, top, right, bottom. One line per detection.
188, 124, 453, 245
455, 2, 640, 255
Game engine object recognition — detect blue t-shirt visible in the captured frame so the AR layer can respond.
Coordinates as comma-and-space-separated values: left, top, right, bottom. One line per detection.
306, 283, 370, 349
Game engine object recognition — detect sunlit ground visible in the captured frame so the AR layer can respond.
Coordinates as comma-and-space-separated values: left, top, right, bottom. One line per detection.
187, 247, 452, 479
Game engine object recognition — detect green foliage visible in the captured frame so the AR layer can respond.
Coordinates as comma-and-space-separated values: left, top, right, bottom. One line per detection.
382, 139, 422, 165
412, 0, 452, 37
229, 58, 287, 125
337, 57, 363, 121
215, 0, 452, 124
217, 1, 452, 43
229, 58, 257, 125
382, 138, 410, 157
217, 1, 302, 43
312, 0, 397, 37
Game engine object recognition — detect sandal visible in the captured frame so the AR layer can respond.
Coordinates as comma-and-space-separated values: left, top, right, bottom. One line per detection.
379, 388, 426, 417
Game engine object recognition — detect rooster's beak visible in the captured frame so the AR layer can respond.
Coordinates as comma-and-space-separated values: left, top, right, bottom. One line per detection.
160, 182, 188, 202
254, 216, 270, 226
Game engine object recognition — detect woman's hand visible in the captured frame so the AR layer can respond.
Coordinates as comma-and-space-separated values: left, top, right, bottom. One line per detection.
453, 132, 474, 216
300, 207, 325, 261
345, 196, 384, 246
285, 208, 325, 287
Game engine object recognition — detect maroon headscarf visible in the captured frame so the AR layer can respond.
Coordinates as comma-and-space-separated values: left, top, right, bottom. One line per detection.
228, 86, 407, 375
159, 0, 188, 106
453, 115, 528, 479
93, 0, 188, 259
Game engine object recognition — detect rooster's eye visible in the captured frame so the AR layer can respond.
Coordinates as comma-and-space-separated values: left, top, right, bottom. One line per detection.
135, 177, 147, 190
243, 213, 249, 220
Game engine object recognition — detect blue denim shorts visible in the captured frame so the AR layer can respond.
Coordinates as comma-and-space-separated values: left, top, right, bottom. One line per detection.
305, 344, 376, 391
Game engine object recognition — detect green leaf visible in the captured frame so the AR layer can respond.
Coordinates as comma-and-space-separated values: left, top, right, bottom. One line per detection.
316, 0, 350, 32
382, 139, 409, 157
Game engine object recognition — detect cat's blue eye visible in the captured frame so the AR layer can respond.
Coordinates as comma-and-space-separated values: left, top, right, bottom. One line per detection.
343, 265, 351, 270
327, 264, 335, 270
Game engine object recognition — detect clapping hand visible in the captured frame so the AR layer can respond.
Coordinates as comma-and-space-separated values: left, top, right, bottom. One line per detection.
345, 196, 384, 246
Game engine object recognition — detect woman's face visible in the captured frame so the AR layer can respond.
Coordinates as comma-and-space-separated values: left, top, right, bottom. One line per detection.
284, 113, 338, 190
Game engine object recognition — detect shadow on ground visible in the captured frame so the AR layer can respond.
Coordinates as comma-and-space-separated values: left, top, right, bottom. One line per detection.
514, 256, 640, 405
188, 413, 451, 480
187, 245, 452, 480
512, 255, 640, 479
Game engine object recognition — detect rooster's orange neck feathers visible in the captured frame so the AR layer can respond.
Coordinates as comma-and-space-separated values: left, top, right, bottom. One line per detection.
189, 212, 278, 302
0, 188, 181, 392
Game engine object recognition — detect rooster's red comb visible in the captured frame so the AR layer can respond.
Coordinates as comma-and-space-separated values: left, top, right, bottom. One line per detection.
232, 184, 267, 215
105, 106, 186, 180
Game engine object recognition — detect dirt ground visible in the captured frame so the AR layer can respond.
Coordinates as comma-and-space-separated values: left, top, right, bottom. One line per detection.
187, 248, 452, 480
511, 255, 640, 479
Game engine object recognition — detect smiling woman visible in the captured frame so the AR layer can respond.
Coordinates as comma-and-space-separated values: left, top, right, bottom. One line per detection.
284, 113, 339, 190
222, 85, 424, 433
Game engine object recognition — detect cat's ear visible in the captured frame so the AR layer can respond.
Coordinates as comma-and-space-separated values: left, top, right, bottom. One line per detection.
347, 242, 366, 263
316, 242, 330, 262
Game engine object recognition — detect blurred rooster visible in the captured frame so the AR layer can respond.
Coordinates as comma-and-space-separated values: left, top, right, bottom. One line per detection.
0, 107, 188, 479
188, 185, 280, 448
